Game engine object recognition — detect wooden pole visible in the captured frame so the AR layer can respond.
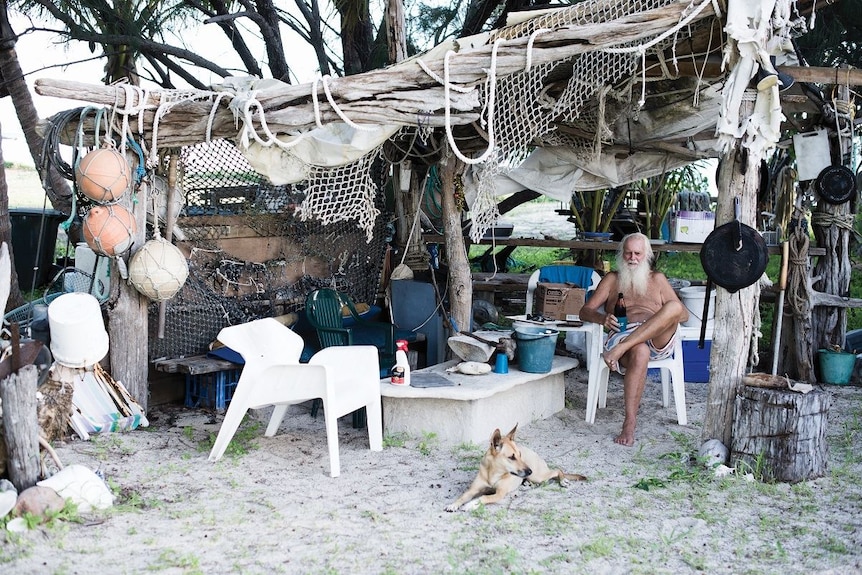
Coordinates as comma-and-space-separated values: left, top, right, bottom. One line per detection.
771, 240, 790, 375
158, 154, 179, 338
701, 98, 760, 447
0, 365, 40, 491
439, 155, 471, 340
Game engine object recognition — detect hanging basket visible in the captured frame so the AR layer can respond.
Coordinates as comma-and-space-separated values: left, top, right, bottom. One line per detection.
128, 237, 189, 301
76, 147, 132, 203
83, 204, 136, 256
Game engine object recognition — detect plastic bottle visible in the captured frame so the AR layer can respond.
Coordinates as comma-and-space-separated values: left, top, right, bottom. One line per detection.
391, 339, 411, 385
614, 292, 628, 332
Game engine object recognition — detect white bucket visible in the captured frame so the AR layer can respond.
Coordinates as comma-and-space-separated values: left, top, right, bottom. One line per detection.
49, 293, 109, 368
680, 286, 715, 329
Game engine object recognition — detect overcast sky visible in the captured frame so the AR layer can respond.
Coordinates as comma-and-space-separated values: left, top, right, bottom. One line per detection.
0, 11, 319, 167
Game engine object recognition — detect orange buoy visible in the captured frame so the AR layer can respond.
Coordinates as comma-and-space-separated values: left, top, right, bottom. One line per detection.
83, 204, 136, 256
76, 147, 131, 203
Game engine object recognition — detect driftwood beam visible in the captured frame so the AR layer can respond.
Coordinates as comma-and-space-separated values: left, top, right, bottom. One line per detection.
810, 292, 862, 309
34, 0, 716, 145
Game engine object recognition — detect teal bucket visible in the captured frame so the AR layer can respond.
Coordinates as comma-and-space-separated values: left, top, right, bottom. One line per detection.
818, 348, 857, 385
514, 327, 559, 374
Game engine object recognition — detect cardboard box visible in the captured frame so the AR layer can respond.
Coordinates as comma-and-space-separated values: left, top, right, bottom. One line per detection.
671, 211, 715, 243
535, 282, 586, 321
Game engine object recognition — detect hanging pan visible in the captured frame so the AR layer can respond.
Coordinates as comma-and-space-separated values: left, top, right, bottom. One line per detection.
815, 164, 856, 205
697, 197, 770, 345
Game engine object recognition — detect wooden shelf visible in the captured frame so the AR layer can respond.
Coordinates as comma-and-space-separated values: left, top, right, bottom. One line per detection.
423, 235, 825, 256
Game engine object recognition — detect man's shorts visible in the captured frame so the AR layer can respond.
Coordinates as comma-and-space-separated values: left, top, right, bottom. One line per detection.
603, 322, 676, 374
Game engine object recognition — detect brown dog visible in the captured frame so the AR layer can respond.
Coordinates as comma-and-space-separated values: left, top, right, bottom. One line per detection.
445, 425, 586, 512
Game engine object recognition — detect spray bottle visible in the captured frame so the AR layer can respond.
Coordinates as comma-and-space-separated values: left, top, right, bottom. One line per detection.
391, 339, 411, 386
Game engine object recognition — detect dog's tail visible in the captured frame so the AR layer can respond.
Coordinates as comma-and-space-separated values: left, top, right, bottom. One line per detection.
563, 472, 587, 481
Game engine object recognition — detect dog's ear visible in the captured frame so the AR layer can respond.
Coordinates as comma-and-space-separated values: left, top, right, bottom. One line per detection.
490, 428, 503, 452
505, 423, 518, 441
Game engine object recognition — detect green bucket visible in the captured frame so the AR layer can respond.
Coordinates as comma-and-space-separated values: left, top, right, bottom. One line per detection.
513, 327, 559, 373
818, 348, 857, 385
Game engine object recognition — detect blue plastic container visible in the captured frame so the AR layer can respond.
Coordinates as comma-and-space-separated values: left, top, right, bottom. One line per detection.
514, 327, 559, 373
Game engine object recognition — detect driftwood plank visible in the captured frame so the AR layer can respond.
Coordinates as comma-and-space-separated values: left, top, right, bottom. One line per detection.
0, 365, 41, 491
33, 1, 717, 144
731, 386, 830, 483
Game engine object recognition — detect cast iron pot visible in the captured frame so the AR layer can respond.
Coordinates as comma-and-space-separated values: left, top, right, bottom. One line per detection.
815, 164, 856, 205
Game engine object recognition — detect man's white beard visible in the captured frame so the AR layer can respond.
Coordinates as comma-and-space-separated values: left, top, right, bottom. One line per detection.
617, 259, 651, 297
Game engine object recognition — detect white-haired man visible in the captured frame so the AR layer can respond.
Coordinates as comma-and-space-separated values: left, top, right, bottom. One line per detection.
579, 232, 689, 446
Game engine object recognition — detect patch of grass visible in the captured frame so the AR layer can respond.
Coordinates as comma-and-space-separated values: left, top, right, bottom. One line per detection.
417, 431, 438, 456
200, 418, 261, 457
147, 548, 202, 573
382, 432, 409, 448
581, 536, 615, 560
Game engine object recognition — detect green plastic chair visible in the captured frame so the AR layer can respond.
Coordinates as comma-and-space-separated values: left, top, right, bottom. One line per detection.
305, 288, 396, 427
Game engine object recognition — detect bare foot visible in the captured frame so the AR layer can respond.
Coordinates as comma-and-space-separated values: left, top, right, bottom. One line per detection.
602, 351, 622, 373
614, 431, 635, 446
614, 419, 636, 446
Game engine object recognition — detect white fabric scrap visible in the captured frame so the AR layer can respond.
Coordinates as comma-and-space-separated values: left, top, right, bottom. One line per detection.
37, 464, 115, 512
243, 123, 399, 185
715, 0, 795, 161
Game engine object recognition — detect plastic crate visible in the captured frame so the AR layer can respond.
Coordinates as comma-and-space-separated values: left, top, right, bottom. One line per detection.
184, 369, 241, 411
682, 340, 711, 382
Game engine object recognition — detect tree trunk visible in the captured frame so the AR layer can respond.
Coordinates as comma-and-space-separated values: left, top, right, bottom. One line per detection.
0, 365, 40, 491
439, 156, 471, 342
105, 151, 150, 411
702, 112, 761, 447
0, 8, 73, 311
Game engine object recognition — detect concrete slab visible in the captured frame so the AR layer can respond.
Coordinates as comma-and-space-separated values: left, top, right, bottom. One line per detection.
380, 357, 579, 445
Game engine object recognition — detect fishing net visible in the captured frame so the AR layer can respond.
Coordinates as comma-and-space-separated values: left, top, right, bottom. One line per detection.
147, 139, 388, 360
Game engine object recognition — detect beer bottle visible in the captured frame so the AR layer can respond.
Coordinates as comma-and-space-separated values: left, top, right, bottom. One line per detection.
614, 292, 628, 332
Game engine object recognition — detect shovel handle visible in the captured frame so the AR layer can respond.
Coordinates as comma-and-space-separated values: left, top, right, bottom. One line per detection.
778, 241, 790, 290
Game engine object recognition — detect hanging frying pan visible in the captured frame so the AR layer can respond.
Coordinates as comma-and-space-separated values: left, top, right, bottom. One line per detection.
697, 197, 770, 345
815, 164, 856, 205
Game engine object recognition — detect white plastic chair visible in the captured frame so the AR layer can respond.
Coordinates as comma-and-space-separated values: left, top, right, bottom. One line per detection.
524, 266, 601, 318
585, 327, 686, 425
207, 317, 383, 477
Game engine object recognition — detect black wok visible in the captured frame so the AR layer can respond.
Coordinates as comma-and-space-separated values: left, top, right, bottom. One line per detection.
697, 197, 769, 345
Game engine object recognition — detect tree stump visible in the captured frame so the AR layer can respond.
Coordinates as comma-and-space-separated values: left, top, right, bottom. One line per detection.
731, 386, 830, 483
0, 365, 41, 491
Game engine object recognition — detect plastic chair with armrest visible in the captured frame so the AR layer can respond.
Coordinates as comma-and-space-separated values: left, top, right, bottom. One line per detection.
305, 288, 398, 373
585, 326, 686, 425
207, 318, 382, 477
525, 265, 601, 317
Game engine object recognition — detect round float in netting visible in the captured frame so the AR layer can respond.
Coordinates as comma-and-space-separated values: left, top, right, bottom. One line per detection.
128, 238, 189, 301
83, 204, 136, 256
76, 147, 131, 203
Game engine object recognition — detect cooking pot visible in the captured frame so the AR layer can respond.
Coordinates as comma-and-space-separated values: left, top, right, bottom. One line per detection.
699, 198, 769, 294
815, 164, 856, 205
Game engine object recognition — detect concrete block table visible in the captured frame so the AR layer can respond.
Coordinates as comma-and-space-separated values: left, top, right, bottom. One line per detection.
379, 357, 578, 445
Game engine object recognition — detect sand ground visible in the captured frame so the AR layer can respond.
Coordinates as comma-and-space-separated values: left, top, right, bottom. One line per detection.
2, 362, 861, 575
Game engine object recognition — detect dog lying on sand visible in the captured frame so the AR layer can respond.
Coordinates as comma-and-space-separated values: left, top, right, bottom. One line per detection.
445, 425, 587, 512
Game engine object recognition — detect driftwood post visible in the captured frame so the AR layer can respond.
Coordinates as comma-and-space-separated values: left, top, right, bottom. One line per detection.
0, 364, 40, 491
107, 150, 150, 410
701, 99, 760, 448
439, 155, 471, 341
731, 386, 829, 482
